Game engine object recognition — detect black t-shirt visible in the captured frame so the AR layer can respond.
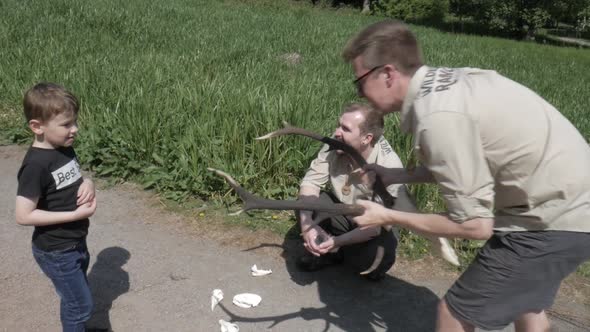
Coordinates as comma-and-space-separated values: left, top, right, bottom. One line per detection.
17, 146, 89, 251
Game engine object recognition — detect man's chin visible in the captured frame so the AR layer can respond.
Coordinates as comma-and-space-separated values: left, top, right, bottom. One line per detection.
370, 102, 399, 114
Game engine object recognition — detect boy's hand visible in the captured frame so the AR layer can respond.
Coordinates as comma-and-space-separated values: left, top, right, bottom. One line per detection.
76, 197, 97, 219
77, 178, 95, 205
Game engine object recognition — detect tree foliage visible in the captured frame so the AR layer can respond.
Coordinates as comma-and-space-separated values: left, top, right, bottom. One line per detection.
374, 0, 449, 23
449, 0, 590, 38
305, 0, 590, 38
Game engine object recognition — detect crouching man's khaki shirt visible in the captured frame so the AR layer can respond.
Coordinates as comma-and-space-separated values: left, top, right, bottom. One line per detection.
400, 66, 590, 232
300, 136, 416, 212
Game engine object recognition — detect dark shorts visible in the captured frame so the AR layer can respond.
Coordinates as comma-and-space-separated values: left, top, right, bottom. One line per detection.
445, 230, 590, 331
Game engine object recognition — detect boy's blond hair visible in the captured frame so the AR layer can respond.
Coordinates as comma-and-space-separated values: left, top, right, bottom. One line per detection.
342, 20, 423, 76
23, 82, 79, 122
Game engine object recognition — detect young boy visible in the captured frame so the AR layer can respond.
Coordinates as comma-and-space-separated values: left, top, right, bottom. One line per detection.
15, 82, 97, 332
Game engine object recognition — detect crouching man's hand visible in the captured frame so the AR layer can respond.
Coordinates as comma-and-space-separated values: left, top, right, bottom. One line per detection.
302, 225, 330, 256
317, 236, 338, 255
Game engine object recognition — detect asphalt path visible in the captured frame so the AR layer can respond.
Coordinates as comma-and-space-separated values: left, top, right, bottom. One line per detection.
1, 145, 588, 332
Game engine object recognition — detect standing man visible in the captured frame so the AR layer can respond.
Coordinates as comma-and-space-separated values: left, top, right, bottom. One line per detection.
342, 20, 590, 331
297, 102, 458, 281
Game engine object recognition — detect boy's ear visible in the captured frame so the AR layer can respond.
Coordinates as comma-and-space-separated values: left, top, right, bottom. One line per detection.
28, 119, 44, 135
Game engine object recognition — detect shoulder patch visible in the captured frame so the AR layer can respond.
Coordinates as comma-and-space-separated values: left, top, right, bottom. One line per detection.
379, 139, 393, 155
420, 67, 458, 98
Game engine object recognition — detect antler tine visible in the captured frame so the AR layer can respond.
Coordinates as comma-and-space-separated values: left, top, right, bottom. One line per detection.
254, 121, 292, 140
208, 168, 256, 201
359, 246, 384, 275
228, 210, 245, 216
256, 121, 324, 141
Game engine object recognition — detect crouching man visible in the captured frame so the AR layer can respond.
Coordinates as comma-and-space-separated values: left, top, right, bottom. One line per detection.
296, 102, 458, 281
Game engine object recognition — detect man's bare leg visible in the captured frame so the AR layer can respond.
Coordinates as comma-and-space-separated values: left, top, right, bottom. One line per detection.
436, 299, 474, 332
514, 311, 550, 332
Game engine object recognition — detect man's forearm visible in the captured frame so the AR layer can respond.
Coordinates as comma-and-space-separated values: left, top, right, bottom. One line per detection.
297, 185, 320, 231
298, 210, 315, 232
387, 210, 493, 240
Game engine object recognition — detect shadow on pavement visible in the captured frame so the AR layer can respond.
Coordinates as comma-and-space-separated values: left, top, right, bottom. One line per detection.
86, 247, 131, 332
234, 224, 439, 331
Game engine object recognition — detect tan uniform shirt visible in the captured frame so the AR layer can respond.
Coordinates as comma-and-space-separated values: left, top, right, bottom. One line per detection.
300, 136, 416, 212
400, 66, 590, 232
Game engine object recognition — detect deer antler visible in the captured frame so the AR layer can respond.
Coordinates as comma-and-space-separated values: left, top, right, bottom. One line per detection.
257, 121, 366, 171
208, 167, 382, 275
208, 168, 364, 217
257, 121, 395, 208
256, 122, 400, 275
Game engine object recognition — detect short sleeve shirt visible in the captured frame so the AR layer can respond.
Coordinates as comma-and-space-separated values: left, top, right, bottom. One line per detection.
400, 66, 590, 232
300, 136, 417, 212
17, 146, 89, 251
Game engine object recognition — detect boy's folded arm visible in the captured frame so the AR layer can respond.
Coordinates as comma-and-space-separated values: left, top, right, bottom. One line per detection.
15, 195, 86, 226
77, 178, 95, 205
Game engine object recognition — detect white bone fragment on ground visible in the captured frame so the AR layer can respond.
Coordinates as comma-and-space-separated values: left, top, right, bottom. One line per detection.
219, 319, 239, 332
232, 293, 262, 308
250, 264, 272, 276
211, 289, 224, 311
433, 237, 460, 267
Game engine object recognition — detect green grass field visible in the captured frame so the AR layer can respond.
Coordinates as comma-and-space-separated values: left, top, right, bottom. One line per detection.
1, 0, 590, 270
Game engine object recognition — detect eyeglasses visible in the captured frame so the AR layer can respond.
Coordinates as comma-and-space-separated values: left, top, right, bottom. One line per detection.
353, 65, 384, 95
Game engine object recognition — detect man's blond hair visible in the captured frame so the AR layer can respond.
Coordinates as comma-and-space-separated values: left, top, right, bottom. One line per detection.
341, 103, 384, 145
342, 20, 423, 76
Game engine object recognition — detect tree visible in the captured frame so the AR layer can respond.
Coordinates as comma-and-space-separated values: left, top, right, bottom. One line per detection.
546, 0, 590, 27
362, 0, 371, 14
466, 0, 549, 38
448, 0, 590, 39
576, 4, 590, 37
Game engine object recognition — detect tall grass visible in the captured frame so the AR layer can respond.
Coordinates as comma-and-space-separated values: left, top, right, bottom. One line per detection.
1, 0, 365, 198
1, 0, 590, 263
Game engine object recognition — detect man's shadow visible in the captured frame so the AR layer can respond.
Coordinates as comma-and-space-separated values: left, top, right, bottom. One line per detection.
86, 247, 131, 332
280, 223, 440, 331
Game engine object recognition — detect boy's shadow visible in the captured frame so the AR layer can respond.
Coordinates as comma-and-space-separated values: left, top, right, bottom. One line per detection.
86, 247, 130, 332
280, 223, 440, 331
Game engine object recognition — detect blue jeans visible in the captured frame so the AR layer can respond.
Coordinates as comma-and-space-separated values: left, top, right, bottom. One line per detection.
32, 242, 93, 332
